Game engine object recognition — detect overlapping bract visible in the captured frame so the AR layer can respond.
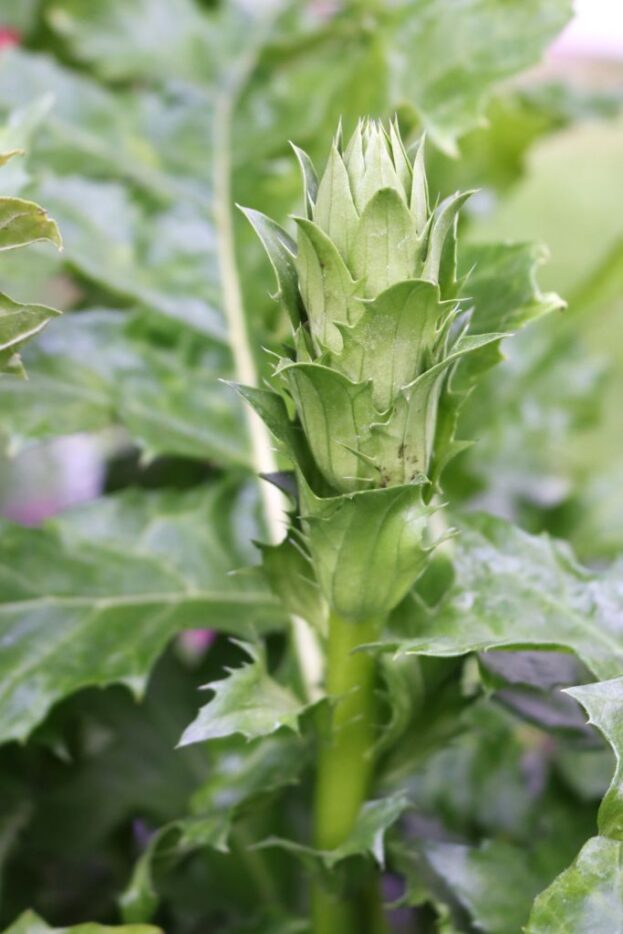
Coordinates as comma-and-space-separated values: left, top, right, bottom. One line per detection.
285, 121, 503, 495
243, 120, 503, 618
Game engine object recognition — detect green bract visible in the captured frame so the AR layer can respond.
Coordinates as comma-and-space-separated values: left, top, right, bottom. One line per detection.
285, 120, 505, 495
244, 120, 506, 618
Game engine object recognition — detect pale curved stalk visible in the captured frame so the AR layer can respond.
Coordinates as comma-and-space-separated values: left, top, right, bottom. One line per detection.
212, 43, 322, 699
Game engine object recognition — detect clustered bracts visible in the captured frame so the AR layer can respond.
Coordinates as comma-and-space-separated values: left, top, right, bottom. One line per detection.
242, 119, 502, 619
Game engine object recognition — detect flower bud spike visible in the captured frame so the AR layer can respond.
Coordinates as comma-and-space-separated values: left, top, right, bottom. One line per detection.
334, 116, 344, 152
389, 116, 412, 197
312, 142, 358, 260
422, 190, 475, 284
290, 142, 318, 219
357, 120, 403, 210
242, 118, 517, 619
343, 121, 366, 212
410, 134, 429, 236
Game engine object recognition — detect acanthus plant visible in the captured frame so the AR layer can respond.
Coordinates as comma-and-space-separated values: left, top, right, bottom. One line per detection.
2, 1, 623, 932
242, 118, 500, 930
209, 118, 615, 931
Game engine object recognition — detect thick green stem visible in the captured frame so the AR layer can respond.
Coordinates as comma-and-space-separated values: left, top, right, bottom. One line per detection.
312, 612, 387, 934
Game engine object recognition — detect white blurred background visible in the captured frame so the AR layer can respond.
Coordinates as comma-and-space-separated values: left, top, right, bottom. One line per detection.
552, 0, 623, 59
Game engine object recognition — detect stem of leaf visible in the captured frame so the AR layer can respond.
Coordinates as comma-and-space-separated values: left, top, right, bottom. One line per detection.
230, 825, 282, 913
212, 40, 322, 701
312, 611, 388, 933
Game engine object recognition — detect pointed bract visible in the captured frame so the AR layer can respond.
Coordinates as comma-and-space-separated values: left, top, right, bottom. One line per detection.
242, 118, 560, 618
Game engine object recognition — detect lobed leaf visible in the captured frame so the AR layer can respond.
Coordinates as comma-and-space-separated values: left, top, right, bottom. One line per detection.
527, 836, 623, 933
178, 643, 306, 747
566, 678, 623, 841
121, 733, 307, 920
385, 513, 623, 683
0, 483, 283, 742
389, 0, 573, 153
0, 294, 60, 375
0, 310, 248, 464
0, 196, 61, 253
258, 794, 410, 871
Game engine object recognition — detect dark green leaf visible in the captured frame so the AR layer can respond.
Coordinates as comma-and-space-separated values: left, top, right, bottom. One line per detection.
259, 794, 410, 870
121, 732, 306, 921
0, 483, 282, 742
423, 839, 545, 934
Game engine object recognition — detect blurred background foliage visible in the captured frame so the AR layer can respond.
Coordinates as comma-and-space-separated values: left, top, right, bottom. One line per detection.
0, 0, 621, 931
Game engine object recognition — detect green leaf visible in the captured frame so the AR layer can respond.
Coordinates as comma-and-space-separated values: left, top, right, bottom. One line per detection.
460, 242, 565, 335
259, 794, 410, 870
422, 839, 545, 934
45, 0, 215, 83
469, 115, 623, 296
42, 0, 572, 157
28, 653, 218, 856
0, 196, 61, 252
178, 643, 305, 747
120, 818, 231, 922
0, 97, 55, 197
0, 294, 60, 375
422, 191, 472, 284
566, 678, 623, 840
526, 836, 623, 933
325, 795, 410, 869
121, 732, 306, 921
190, 732, 306, 817
312, 142, 359, 260
0, 483, 283, 742
32, 175, 226, 339
291, 142, 318, 220
2, 911, 161, 934
368, 331, 505, 486
259, 535, 325, 633
386, 513, 623, 682
390, 0, 573, 153
0, 310, 249, 464
0, 49, 209, 199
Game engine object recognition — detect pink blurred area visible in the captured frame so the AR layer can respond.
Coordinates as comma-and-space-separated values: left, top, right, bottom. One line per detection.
0, 27, 20, 50
550, 0, 623, 60
1, 435, 105, 526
